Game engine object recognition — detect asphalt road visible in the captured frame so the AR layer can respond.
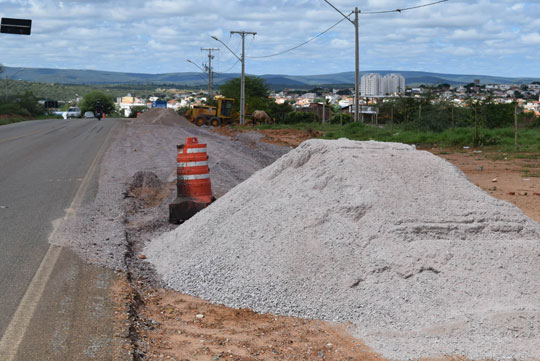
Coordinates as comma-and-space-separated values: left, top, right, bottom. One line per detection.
0, 118, 126, 360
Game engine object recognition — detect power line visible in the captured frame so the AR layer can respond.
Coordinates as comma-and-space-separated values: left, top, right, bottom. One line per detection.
247, 16, 350, 59
247, 0, 448, 60
361, 0, 449, 15
220, 59, 241, 73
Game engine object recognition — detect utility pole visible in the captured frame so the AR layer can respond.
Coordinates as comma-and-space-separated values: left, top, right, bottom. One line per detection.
201, 48, 219, 97
323, 1, 360, 123
212, 31, 256, 126
230, 31, 256, 125
514, 102, 518, 149
354, 7, 360, 123
323, 1, 447, 123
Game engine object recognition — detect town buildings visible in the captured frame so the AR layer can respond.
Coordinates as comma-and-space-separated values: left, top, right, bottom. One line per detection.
361, 73, 406, 96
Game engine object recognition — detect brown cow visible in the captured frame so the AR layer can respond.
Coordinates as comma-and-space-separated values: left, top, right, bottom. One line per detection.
251, 110, 273, 125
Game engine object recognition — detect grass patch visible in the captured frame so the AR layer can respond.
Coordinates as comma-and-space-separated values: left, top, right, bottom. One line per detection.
514, 154, 540, 159
522, 163, 540, 168
242, 123, 540, 159
522, 169, 540, 178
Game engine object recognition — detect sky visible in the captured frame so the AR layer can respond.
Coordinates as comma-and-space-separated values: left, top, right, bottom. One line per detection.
1, 0, 540, 77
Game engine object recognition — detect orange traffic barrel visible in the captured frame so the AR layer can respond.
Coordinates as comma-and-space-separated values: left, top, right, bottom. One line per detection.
169, 137, 215, 223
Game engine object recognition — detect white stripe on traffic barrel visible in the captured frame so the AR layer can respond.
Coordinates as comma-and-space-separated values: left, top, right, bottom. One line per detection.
186, 147, 207, 154
177, 161, 209, 167
177, 174, 210, 180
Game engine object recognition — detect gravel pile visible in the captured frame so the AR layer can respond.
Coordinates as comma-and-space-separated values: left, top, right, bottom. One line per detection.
144, 139, 540, 360
53, 119, 288, 271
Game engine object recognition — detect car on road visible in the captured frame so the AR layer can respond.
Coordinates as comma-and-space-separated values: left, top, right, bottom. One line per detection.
54, 107, 81, 119
65, 107, 82, 119
84, 111, 94, 118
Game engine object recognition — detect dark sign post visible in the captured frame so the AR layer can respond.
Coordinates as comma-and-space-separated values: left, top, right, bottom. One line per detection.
1, 18, 32, 35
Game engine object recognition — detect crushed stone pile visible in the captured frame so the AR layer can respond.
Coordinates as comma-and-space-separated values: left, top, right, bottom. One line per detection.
137, 108, 194, 127
144, 139, 540, 360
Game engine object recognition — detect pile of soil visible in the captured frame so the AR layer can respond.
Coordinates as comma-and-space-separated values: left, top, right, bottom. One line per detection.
136, 108, 194, 127
145, 139, 540, 360
125, 171, 169, 209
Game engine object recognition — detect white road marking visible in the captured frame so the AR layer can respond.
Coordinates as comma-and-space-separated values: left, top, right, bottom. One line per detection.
0, 122, 118, 361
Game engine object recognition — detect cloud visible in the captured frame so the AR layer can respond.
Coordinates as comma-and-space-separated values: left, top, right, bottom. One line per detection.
0, 0, 539, 77
520, 33, 540, 45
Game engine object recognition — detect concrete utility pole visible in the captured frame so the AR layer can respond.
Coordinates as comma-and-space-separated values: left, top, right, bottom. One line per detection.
212, 31, 256, 125
323, 1, 360, 123
201, 48, 219, 97
323, 1, 447, 123
230, 31, 256, 125
354, 7, 360, 123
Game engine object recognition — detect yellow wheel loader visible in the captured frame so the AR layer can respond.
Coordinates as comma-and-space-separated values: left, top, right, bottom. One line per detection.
185, 97, 234, 126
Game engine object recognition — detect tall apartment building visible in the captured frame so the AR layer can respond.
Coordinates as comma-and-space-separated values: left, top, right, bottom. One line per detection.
361, 73, 382, 96
361, 73, 406, 96
382, 74, 406, 95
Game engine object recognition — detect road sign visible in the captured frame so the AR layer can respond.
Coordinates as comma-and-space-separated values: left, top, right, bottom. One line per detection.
1, 18, 32, 35
152, 100, 167, 108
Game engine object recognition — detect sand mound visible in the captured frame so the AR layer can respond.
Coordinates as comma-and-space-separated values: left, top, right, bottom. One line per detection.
145, 139, 540, 360
137, 108, 194, 127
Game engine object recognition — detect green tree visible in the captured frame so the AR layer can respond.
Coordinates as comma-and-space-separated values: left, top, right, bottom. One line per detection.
220, 76, 271, 113
14, 91, 43, 115
128, 106, 147, 118
80, 91, 115, 113
482, 101, 514, 128
268, 102, 293, 123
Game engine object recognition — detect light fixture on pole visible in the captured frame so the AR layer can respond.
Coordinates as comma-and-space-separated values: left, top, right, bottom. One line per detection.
212, 31, 256, 126
186, 59, 211, 93
186, 59, 205, 72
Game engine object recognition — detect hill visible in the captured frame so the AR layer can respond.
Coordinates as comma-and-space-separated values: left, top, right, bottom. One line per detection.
2, 66, 540, 89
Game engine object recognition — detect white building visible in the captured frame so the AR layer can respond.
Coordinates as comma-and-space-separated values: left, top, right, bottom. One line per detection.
361, 73, 405, 96
382, 74, 405, 95
361, 73, 382, 96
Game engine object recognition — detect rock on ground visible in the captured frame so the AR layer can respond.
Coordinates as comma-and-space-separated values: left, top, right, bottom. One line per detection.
145, 138, 540, 360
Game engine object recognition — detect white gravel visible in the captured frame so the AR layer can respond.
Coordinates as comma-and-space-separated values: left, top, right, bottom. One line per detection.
145, 138, 540, 360
52, 119, 287, 270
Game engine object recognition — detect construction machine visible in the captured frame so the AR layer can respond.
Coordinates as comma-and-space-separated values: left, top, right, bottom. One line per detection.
185, 97, 234, 126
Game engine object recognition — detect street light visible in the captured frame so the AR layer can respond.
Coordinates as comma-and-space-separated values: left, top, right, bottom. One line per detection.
4, 68, 24, 101
186, 59, 205, 73
212, 31, 256, 126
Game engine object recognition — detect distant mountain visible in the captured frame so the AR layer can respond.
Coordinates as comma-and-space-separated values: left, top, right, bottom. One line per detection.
2, 66, 539, 89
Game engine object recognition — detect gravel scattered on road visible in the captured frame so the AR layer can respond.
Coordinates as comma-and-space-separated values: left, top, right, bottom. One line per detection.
145, 138, 540, 360
52, 118, 288, 272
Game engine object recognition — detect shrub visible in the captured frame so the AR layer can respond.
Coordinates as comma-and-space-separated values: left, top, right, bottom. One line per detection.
80, 91, 115, 113
129, 106, 148, 118
0, 103, 28, 115
285, 111, 318, 124
330, 113, 353, 124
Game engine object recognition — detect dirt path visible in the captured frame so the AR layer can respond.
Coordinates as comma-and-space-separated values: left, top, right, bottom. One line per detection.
429, 148, 540, 223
